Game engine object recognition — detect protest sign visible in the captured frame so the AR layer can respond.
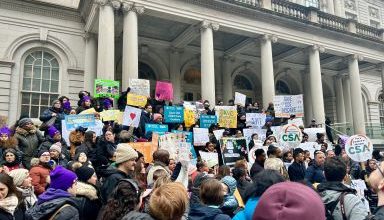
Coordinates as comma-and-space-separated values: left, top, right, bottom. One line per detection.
304, 128, 326, 142
62, 119, 103, 145
234, 92, 246, 107
172, 130, 193, 143
145, 124, 168, 135
184, 107, 196, 128
122, 106, 142, 128
178, 142, 191, 162
248, 145, 268, 165
164, 106, 184, 123
246, 113, 266, 128
116, 112, 124, 124
193, 128, 209, 146
65, 114, 95, 130
273, 95, 304, 118
199, 151, 219, 167
216, 106, 237, 128
288, 118, 304, 127
220, 138, 248, 166
94, 79, 120, 98
297, 142, 320, 159
130, 142, 158, 163
200, 115, 217, 128
129, 79, 150, 97
99, 110, 120, 121
79, 108, 96, 115
213, 129, 225, 141
159, 133, 184, 158
243, 128, 267, 146
127, 93, 148, 108
155, 81, 173, 101
345, 135, 373, 162
279, 124, 302, 151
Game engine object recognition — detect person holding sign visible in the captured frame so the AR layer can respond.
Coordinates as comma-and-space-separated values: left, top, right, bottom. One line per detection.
76, 96, 93, 114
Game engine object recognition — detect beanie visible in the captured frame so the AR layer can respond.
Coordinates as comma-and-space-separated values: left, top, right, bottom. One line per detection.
47, 126, 60, 139
9, 169, 29, 186
0, 126, 11, 137
50, 166, 77, 191
75, 166, 95, 182
49, 142, 62, 154
115, 144, 138, 164
38, 150, 50, 158
51, 99, 60, 106
18, 118, 33, 127
82, 96, 91, 103
253, 182, 325, 220
221, 176, 237, 195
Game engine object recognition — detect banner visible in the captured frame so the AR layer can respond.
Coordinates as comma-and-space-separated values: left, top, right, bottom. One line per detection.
127, 93, 148, 108
94, 79, 120, 98
279, 124, 302, 151
234, 92, 246, 107
345, 135, 373, 162
129, 79, 150, 97
130, 142, 158, 163
199, 151, 219, 167
243, 128, 267, 146
273, 95, 304, 118
99, 110, 120, 121
304, 128, 326, 142
200, 115, 217, 128
122, 106, 142, 128
246, 113, 266, 128
79, 108, 96, 115
193, 128, 209, 146
184, 107, 196, 128
155, 81, 173, 101
65, 114, 95, 130
164, 106, 184, 123
220, 138, 248, 166
145, 124, 168, 135
216, 106, 237, 128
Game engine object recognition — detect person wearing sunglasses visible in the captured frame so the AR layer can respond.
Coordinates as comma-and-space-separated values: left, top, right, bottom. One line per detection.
368, 161, 384, 219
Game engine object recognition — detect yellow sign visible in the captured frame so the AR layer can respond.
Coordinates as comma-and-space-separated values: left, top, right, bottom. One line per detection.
218, 107, 237, 128
116, 112, 124, 124
127, 93, 147, 108
99, 110, 120, 121
79, 108, 96, 115
184, 108, 195, 128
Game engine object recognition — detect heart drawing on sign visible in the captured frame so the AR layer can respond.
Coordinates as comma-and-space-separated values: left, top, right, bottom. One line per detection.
130, 113, 136, 120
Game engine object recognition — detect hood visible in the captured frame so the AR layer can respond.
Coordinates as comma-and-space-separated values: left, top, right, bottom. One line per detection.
122, 211, 155, 220
38, 188, 72, 205
221, 176, 237, 195
26, 197, 77, 220
189, 204, 224, 219
16, 127, 36, 136
99, 165, 130, 179
317, 182, 356, 205
76, 182, 98, 200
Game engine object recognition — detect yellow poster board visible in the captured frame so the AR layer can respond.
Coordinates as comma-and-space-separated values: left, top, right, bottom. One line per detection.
184, 108, 195, 128
217, 106, 237, 128
127, 93, 147, 108
99, 110, 120, 121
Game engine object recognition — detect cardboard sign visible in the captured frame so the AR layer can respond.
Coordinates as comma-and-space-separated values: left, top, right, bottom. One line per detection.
159, 133, 184, 159
235, 92, 246, 107
273, 95, 304, 118
345, 135, 373, 162
193, 128, 210, 146
145, 124, 168, 135
279, 124, 302, 151
99, 110, 120, 121
129, 79, 150, 97
184, 107, 196, 128
79, 108, 96, 115
64, 114, 95, 130
164, 106, 184, 123
246, 113, 266, 128
216, 106, 237, 128
122, 106, 142, 128
213, 129, 225, 141
127, 93, 148, 108
200, 115, 217, 128
94, 79, 120, 98
130, 142, 158, 163
243, 128, 267, 146
220, 138, 248, 166
155, 81, 173, 101
199, 151, 219, 167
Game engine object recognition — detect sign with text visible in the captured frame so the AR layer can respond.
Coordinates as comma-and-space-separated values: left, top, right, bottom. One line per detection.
216, 106, 237, 128
122, 106, 142, 128
193, 128, 210, 146
145, 124, 168, 135
164, 106, 184, 123
297, 142, 320, 159
345, 135, 373, 162
273, 95, 304, 118
243, 128, 267, 146
200, 115, 217, 128
220, 138, 248, 166
199, 151, 219, 167
129, 79, 150, 97
304, 128, 326, 142
127, 93, 148, 108
64, 114, 95, 130
155, 81, 173, 101
246, 113, 266, 128
79, 108, 96, 115
279, 124, 302, 151
213, 129, 225, 141
235, 92, 246, 107
94, 79, 120, 98
100, 110, 120, 121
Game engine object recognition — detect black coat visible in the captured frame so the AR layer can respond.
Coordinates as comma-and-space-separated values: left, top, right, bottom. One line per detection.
39, 107, 65, 132
189, 204, 231, 220
95, 138, 116, 167
25, 197, 79, 220
288, 161, 306, 182
250, 161, 264, 179
0, 204, 25, 220
73, 182, 102, 220
100, 166, 131, 204
138, 110, 152, 138
75, 142, 97, 165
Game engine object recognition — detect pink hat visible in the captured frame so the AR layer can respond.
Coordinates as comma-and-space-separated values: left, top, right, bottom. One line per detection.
153, 113, 162, 122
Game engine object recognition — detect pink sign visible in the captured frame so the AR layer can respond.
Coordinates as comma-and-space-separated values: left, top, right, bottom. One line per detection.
155, 81, 173, 101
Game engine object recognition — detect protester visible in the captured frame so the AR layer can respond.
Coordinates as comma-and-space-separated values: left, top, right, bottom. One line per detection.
288, 148, 306, 182
220, 176, 239, 216
0, 173, 25, 220
305, 150, 326, 186
8, 169, 37, 210
39, 126, 70, 160
368, 161, 384, 219
96, 130, 117, 167
75, 131, 97, 163
147, 150, 170, 186
39, 99, 65, 132
29, 150, 52, 196
49, 142, 69, 167
250, 149, 266, 178
2, 148, 23, 171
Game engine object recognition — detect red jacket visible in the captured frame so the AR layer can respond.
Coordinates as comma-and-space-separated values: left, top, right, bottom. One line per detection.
30, 164, 50, 196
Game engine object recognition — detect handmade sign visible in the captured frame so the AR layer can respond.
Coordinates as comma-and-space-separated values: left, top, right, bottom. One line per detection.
122, 106, 142, 128
199, 151, 219, 167
200, 115, 217, 128
184, 107, 196, 128
246, 113, 266, 128
279, 124, 302, 151
243, 128, 267, 146
234, 92, 246, 107
145, 124, 168, 135
155, 81, 173, 101
129, 79, 150, 97
178, 142, 192, 162
130, 142, 158, 163
193, 128, 210, 146
65, 114, 95, 130
216, 106, 237, 128
164, 106, 184, 123
273, 95, 304, 118
79, 108, 96, 115
127, 93, 148, 108
172, 130, 193, 143
99, 110, 120, 121
297, 142, 320, 159
304, 128, 326, 142
345, 135, 373, 162
94, 79, 120, 98
159, 133, 182, 159
220, 138, 248, 166
213, 129, 225, 141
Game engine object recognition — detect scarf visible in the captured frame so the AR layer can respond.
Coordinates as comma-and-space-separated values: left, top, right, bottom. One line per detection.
0, 194, 19, 215
17, 187, 37, 209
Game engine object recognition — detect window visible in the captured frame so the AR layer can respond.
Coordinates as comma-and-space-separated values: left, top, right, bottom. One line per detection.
379, 93, 384, 127
368, 6, 381, 28
305, 0, 319, 8
370, 20, 380, 28
21, 51, 59, 118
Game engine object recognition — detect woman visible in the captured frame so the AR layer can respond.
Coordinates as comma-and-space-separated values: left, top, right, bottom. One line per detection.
8, 168, 37, 210
0, 126, 18, 157
29, 150, 52, 196
168, 159, 176, 173
76, 96, 93, 114
0, 173, 25, 220
68, 152, 93, 169
134, 159, 147, 190
39, 99, 65, 132
76, 131, 97, 164
2, 148, 23, 172
96, 130, 117, 167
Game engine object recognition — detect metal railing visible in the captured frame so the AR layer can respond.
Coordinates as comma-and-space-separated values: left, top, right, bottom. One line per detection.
330, 123, 384, 139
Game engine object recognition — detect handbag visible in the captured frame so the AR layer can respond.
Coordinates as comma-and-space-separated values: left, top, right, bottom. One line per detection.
39, 116, 56, 131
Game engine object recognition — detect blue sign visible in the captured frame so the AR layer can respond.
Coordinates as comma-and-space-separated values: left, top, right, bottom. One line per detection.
172, 130, 193, 143
200, 115, 217, 128
145, 124, 169, 135
65, 114, 95, 130
164, 106, 184, 123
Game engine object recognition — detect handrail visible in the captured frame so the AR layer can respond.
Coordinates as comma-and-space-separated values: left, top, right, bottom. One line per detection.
317, 11, 348, 31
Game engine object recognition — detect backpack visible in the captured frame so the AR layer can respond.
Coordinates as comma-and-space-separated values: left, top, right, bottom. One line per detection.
325, 192, 350, 220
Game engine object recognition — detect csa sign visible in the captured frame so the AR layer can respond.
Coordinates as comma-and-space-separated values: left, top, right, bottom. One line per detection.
345, 135, 372, 162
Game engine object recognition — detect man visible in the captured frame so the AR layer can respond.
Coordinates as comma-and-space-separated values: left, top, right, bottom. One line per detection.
267, 145, 282, 159
326, 149, 336, 158
49, 143, 68, 167
317, 157, 369, 220
138, 103, 153, 138
288, 148, 306, 182
250, 149, 266, 178
147, 149, 171, 186
305, 150, 326, 185
368, 161, 384, 219
308, 119, 318, 128
100, 143, 138, 204
203, 100, 214, 115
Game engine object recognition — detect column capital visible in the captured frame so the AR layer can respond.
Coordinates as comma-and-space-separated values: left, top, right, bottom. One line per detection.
95, 0, 120, 9
348, 54, 364, 61
260, 34, 278, 43
308, 44, 325, 53
95, 0, 109, 6
121, 1, 145, 14
201, 20, 220, 31
169, 46, 184, 54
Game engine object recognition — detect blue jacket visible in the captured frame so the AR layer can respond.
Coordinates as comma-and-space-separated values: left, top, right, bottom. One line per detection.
232, 197, 259, 220
304, 163, 325, 184
189, 204, 231, 220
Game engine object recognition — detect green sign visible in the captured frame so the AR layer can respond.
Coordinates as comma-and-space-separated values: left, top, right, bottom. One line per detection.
94, 79, 120, 98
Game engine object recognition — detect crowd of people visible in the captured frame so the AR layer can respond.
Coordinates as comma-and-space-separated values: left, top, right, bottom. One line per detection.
0, 89, 383, 220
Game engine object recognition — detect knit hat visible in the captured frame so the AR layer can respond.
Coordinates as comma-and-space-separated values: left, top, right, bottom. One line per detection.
103, 99, 112, 109
51, 99, 60, 106
50, 166, 77, 191
63, 101, 71, 111
38, 150, 50, 158
253, 182, 325, 220
153, 113, 162, 122
49, 142, 62, 154
47, 126, 60, 139
9, 169, 29, 186
0, 126, 11, 137
115, 144, 138, 164
18, 118, 33, 127
82, 96, 91, 103
221, 176, 237, 195
75, 166, 95, 182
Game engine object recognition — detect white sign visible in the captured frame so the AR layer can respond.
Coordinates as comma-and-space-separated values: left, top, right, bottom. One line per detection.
279, 124, 302, 151
345, 135, 373, 162
297, 142, 320, 159
248, 145, 268, 165
129, 79, 150, 97
199, 151, 219, 167
288, 118, 304, 127
246, 113, 266, 128
193, 128, 210, 146
122, 106, 142, 128
243, 128, 267, 146
235, 92, 246, 107
213, 129, 225, 141
273, 95, 304, 118
304, 128, 326, 142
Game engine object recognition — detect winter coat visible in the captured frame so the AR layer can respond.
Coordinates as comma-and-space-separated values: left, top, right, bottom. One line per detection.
100, 166, 131, 204
304, 163, 325, 184
288, 161, 306, 182
221, 176, 238, 215
0, 194, 25, 220
95, 138, 116, 167
138, 110, 152, 138
232, 197, 259, 220
188, 204, 231, 220
75, 142, 97, 165
39, 107, 65, 132
73, 182, 101, 220
30, 163, 51, 196
38, 137, 70, 161
14, 127, 44, 168
122, 211, 155, 220
147, 161, 170, 186
317, 181, 369, 220
250, 161, 264, 179
372, 205, 384, 220
237, 179, 252, 200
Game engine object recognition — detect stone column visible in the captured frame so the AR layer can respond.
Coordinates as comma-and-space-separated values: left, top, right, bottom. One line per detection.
348, 55, 366, 134
170, 48, 182, 104
302, 70, 313, 126
334, 75, 346, 124
96, 0, 119, 80
342, 77, 353, 129
84, 34, 97, 94
200, 20, 219, 106
121, 2, 144, 90
381, 63, 384, 96
308, 45, 326, 127
333, 0, 345, 17
222, 55, 233, 104
260, 35, 277, 110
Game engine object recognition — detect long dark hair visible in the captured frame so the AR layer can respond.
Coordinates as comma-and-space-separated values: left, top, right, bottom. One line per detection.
0, 173, 22, 202
84, 131, 96, 147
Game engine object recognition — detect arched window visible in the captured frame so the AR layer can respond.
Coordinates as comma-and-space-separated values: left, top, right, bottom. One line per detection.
183, 67, 201, 84
276, 80, 290, 95
379, 92, 384, 127
139, 62, 157, 81
21, 51, 59, 118
234, 75, 253, 90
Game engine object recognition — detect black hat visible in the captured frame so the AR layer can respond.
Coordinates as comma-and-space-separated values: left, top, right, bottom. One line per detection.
75, 166, 95, 182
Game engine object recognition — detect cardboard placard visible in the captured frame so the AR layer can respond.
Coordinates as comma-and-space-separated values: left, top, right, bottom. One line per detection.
193, 128, 210, 146
64, 114, 95, 130
127, 93, 148, 108
122, 106, 142, 128
273, 95, 304, 118
234, 92, 246, 107
129, 79, 150, 97
94, 79, 120, 98
246, 113, 266, 128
